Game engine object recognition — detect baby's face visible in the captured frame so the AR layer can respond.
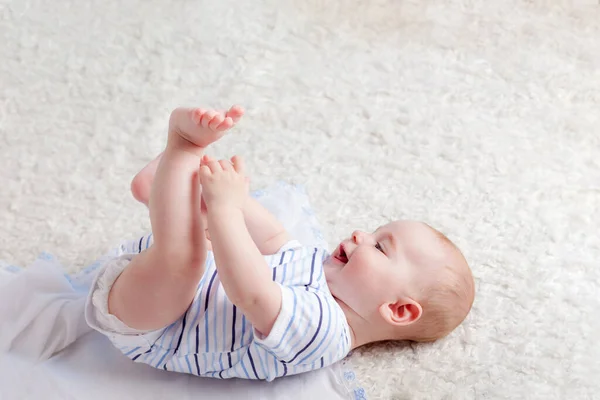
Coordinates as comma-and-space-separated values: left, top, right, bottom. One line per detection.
324, 221, 444, 319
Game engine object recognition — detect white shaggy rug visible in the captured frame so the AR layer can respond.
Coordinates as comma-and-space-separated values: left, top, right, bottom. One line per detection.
1, 0, 599, 398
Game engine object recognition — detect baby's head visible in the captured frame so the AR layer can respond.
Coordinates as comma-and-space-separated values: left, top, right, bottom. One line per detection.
324, 220, 474, 344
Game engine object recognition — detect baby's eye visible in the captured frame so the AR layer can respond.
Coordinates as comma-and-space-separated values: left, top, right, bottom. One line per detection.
375, 242, 384, 253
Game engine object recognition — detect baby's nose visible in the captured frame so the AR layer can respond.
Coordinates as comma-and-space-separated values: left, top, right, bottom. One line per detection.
352, 230, 367, 244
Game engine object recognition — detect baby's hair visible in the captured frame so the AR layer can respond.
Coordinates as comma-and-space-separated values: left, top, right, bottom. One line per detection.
405, 226, 475, 342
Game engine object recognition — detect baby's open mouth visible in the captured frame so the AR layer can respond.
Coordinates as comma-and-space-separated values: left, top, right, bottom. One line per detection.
334, 244, 348, 264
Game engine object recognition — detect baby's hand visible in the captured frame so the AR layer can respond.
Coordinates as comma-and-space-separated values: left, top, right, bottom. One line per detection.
199, 155, 249, 212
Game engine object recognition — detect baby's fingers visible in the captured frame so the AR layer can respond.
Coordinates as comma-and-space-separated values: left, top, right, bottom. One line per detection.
201, 155, 222, 173
231, 155, 245, 174
199, 165, 212, 181
219, 159, 233, 171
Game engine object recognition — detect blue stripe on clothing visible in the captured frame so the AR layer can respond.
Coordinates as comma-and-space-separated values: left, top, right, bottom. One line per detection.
163, 324, 181, 369
226, 305, 236, 369
315, 319, 342, 367
194, 354, 200, 375
155, 349, 170, 370
185, 355, 192, 374
247, 348, 260, 379
297, 295, 332, 364
272, 289, 298, 350
222, 284, 228, 352
256, 347, 268, 380
240, 357, 251, 379
230, 305, 237, 352
284, 295, 318, 358
281, 249, 294, 282
286, 293, 324, 363
141, 347, 156, 365
273, 251, 285, 282
174, 309, 188, 354
204, 270, 218, 352
212, 281, 220, 353
315, 258, 325, 289
151, 324, 174, 367
124, 346, 140, 356
240, 316, 247, 345
305, 249, 318, 291
186, 259, 211, 358
195, 319, 200, 354
132, 347, 152, 361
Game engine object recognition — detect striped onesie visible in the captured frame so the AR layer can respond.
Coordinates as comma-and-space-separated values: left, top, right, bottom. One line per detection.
85, 234, 351, 381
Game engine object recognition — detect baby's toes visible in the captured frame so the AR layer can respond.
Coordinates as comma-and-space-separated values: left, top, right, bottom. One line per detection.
208, 114, 225, 130
226, 105, 244, 124
215, 117, 233, 132
200, 110, 217, 128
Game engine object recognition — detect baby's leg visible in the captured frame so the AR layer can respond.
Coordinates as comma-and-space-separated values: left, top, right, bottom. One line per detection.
108, 106, 243, 331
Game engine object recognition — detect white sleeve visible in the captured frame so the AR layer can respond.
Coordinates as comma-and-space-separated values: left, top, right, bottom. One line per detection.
276, 240, 303, 253
253, 284, 351, 366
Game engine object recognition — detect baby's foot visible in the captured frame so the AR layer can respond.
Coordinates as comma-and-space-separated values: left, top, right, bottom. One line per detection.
168, 105, 244, 149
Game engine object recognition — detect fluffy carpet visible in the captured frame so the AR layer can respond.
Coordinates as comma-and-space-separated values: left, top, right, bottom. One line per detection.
1, 0, 599, 398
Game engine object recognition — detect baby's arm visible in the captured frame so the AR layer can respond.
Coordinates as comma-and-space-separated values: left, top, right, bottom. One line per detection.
242, 197, 290, 255
200, 156, 282, 336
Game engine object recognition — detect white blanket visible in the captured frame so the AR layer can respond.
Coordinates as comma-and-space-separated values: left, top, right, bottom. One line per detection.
0, 183, 366, 400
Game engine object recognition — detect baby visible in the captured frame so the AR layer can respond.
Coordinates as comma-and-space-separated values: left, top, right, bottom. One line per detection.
85, 105, 475, 381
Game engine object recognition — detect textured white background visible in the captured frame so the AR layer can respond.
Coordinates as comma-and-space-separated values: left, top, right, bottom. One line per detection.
1, 0, 599, 398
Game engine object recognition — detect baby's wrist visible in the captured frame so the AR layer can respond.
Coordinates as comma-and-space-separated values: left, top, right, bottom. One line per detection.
207, 203, 245, 218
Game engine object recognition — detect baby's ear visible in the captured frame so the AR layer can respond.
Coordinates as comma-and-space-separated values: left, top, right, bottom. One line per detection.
379, 299, 422, 326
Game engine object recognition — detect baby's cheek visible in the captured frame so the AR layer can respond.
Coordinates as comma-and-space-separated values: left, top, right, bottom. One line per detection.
353, 252, 373, 274
349, 257, 374, 287
353, 254, 387, 290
